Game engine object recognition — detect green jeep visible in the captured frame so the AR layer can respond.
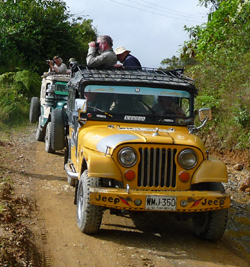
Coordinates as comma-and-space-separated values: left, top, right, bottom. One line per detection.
29, 72, 70, 153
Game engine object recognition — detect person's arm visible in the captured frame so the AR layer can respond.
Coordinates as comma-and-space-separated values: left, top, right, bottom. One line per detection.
86, 45, 117, 67
49, 61, 54, 72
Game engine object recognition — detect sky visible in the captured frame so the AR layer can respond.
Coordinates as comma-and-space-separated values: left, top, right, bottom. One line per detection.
64, 0, 209, 68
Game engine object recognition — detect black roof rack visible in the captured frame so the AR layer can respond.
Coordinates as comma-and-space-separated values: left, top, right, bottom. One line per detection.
71, 65, 195, 87
42, 72, 70, 80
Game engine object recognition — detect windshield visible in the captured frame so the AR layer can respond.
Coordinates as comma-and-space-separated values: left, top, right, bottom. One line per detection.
83, 85, 193, 125
55, 82, 68, 92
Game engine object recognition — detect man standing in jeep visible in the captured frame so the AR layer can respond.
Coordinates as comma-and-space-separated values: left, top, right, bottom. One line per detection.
48, 56, 67, 73
86, 35, 117, 67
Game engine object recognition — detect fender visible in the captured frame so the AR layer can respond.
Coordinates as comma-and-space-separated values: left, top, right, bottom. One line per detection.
192, 156, 228, 184
78, 146, 123, 180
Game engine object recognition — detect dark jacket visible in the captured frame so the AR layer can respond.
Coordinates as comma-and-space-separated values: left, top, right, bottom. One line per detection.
123, 54, 142, 69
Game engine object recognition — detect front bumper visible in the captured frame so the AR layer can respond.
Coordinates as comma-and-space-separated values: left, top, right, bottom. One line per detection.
89, 188, 230, 212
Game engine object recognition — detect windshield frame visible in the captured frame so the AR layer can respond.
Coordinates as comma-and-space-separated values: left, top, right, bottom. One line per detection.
79, 84, 195, 126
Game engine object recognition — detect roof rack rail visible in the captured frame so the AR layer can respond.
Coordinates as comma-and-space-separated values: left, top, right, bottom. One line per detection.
71, 65, 195, 86
42, 72, 70, 78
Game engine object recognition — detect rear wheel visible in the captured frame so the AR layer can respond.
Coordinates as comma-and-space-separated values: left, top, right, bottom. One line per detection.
51, 109, 65, 151
45, 122, 55, 153
29, 97, 40, 123
192, 183, 228, 241
77, 170, 103, 234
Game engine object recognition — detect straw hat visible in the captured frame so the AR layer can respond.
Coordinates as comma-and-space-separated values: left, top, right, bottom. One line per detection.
114, 46, 131, 55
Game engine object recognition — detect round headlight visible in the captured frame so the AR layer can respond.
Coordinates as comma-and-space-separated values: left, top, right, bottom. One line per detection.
118, 147, 137, 167
178, 149, 198, 169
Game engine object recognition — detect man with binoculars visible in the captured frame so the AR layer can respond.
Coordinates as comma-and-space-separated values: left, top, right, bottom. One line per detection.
86, 35, 117, 67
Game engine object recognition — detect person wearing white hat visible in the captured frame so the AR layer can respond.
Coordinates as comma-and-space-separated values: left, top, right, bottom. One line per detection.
115, 46, 141, 69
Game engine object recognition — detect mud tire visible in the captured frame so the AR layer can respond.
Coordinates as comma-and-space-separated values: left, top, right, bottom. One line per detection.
35, 116, 45, 141
45, 122, 55, 153
77, 170, 103, 234
51, 109, 65, 151
29, 97, 40, 123
192, 182, 228, 241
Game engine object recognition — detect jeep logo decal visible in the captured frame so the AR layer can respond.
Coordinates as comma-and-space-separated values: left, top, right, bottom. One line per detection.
189, 197, 226, 208
95, 195, 132, 206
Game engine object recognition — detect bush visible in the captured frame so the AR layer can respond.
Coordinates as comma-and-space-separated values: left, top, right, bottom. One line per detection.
0, 70, 41, 126
185, 50, 250, 149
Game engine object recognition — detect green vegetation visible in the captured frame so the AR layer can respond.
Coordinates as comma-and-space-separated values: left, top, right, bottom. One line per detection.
0, 0, 97, 74
0, 0, 97, 132
0, 70, 41, 130
162, 0, 250, 149
1, 0, 249, 150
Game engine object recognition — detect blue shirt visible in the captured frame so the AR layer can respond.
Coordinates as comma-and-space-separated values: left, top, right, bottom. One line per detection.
123, 54, 142, 69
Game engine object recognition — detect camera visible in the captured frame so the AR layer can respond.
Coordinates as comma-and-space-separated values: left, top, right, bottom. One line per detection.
46, 60, 55, 64
95, 42, 100, 49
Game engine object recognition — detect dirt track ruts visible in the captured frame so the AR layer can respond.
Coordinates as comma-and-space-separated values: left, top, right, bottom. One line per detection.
7, 124, 250, 267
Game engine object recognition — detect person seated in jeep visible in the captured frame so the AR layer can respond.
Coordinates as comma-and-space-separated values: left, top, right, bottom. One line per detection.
84, 91, 113, 111
152, 96, 186, 116
114, 94, 147, 114
84, 92, 98, 106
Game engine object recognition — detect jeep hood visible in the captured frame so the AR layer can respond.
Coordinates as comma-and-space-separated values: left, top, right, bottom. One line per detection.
78, 125, 206, 154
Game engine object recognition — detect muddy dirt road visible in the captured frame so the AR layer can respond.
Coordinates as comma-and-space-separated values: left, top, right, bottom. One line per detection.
5, 125, 250, 267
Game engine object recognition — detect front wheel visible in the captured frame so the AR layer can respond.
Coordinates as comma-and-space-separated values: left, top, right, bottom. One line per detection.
51, 109, 65, 151
193, 209, 228, 241
45, 122, 55, 153
192, 182, 228, 241
77, 170, 103, 234
35, 116, 45, 141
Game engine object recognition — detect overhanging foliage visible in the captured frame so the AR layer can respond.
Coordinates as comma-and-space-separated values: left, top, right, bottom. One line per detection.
0, 0, 97, 74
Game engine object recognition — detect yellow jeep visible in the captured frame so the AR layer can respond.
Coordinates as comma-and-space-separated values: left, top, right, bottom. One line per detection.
65, 66, 230, 241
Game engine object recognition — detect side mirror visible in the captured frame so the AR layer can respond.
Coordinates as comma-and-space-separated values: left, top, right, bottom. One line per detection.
75, 99, 87, 113
199, 108, 212, 121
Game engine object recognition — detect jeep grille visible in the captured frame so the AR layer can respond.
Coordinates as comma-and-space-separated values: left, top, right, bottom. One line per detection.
138, 148, 177, 188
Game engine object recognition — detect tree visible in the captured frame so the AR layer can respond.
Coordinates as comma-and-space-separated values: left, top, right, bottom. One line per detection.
188, 0, 250, 63
198, 0, 224, 10
0, 0, 97, 74
70, 18, 97, 64
160, 56, 185, 70
183, 0, 250, 149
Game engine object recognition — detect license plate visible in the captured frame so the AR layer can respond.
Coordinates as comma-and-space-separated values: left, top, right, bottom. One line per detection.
145, 196, 177, 211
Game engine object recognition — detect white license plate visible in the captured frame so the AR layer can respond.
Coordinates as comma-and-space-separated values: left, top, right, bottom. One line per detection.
145, 196, 177, 211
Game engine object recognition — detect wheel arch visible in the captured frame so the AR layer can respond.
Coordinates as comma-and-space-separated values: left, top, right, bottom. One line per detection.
192, 156, 228, 184
79, 148, 122, 181
80, 158, 88, 176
